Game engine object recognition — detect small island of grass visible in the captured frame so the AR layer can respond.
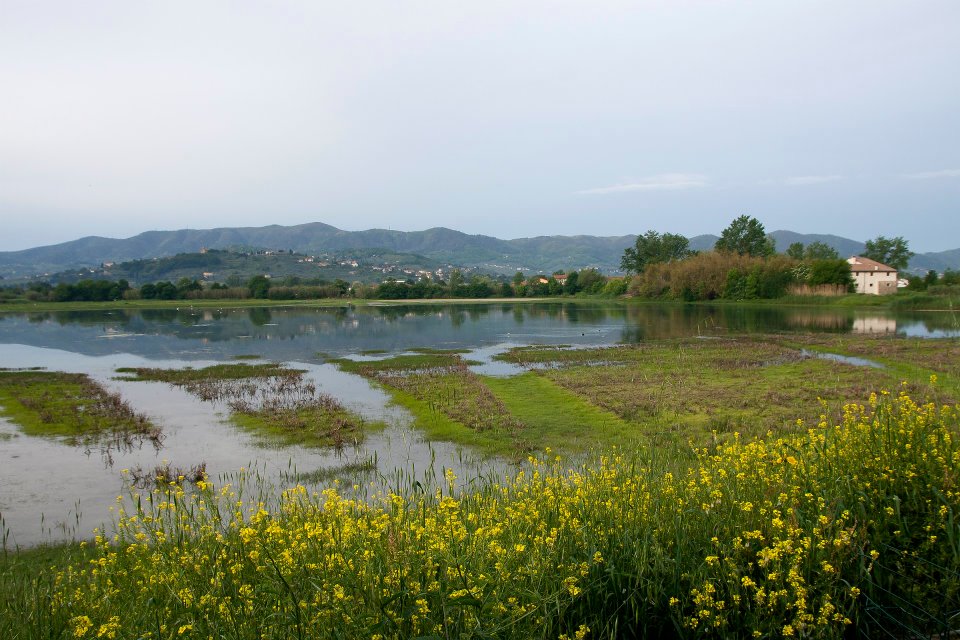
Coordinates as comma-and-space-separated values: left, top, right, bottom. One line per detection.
117, 362, 380, 448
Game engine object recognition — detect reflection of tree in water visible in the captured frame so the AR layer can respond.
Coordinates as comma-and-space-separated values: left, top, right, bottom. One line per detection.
467, 306, 488, 322
619, 304, 864, 341
139, 309, 180, 323
620, 304, 719, 342
523, 303, 561, 320
53, 309, 136, 327
371, 306, 409, 323
722, 306, 791, 334
248, 307, 272, 326
560, 303, 621, 325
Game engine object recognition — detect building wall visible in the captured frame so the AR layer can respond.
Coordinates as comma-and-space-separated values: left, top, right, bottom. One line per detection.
851, 269, 898, 295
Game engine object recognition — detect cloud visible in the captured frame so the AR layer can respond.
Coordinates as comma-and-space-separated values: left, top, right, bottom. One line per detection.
784, 175, 844, 186
576, 173, 708, 195
902, 168, 960, 180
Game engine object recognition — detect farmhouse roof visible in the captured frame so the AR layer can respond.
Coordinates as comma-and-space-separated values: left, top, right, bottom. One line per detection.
847, 256, 897, 273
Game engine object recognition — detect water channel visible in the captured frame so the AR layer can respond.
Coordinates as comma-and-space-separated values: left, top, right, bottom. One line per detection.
1, 302, 957, 546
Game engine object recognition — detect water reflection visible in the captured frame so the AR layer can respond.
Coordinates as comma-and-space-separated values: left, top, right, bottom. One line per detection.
1, 303, 957, 364
852, 317, 897, 334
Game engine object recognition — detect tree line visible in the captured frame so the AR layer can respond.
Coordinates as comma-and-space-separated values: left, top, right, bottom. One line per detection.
619, 215, 921, 301
2, 269, 627, 303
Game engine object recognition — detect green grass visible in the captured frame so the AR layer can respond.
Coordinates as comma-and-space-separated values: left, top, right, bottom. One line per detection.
0, 297, 560, 314
330, 353, 463, 374
483, 373, 639, 451
327, 337, 957, 454
231, 404, 384, 449
0, 542, 97, 638
495, 338, 932, 446
115, 362, 296, 383
774, 333, 960, 398
385, 386, 522, 456
280, 458, 378, 485
407, 347, 472, 354
0, 371, 160, 442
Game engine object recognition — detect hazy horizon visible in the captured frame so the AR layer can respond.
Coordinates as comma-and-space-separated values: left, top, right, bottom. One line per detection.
2, 1, 958, 253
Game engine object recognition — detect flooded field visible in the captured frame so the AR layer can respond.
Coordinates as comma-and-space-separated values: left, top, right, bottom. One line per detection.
1, 302, 957, 546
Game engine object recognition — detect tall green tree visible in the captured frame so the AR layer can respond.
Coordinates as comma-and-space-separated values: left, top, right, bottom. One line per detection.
803, 241, 839, 261
786, 242, 805, 260
247, 275, 271, 299
863, 236, 913, 270
620, 230, 692, 274
807, 259, 854, 288
563, 271, 580, 294
714, 215, 775, 257
577, 268, 606, 294
448, 269, 465, 295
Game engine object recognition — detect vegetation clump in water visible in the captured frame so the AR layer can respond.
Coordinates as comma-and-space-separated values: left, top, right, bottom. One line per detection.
118, 363, 377, 448
0, 370, 161, 449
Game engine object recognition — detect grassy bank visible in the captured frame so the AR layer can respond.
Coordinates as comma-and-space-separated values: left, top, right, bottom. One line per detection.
1, 390, 957, 638
0, 296, 559, 314
5, 291, 960, 314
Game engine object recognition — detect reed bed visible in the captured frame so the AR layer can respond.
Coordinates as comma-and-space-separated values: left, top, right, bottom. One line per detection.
5, 388, 958, 639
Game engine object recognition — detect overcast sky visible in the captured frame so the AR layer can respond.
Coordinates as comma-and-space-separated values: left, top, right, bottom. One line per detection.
2, 1, 958, 252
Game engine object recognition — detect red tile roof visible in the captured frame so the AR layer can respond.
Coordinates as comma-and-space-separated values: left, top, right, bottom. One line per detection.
847, 256, 897, 273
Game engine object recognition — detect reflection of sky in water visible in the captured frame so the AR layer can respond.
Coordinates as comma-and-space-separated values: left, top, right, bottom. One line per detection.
0, 303, 956, 546
898, 322, 960, 338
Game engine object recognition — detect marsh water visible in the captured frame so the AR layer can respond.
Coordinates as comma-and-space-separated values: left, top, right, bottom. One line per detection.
1, 302, 957, 546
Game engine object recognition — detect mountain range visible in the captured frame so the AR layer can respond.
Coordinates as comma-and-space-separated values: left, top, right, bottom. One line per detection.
0, 222, 956, 281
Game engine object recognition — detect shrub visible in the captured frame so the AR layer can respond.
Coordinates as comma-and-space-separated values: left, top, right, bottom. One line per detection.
631, 252, 798, 300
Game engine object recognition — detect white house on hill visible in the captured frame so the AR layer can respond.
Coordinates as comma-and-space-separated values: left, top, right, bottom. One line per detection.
847, 256, 897, 295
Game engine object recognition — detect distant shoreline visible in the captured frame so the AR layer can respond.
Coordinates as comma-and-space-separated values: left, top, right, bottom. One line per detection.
1, 294, 957, 314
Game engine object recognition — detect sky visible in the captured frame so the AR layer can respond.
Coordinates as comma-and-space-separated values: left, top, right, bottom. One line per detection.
1, 1, 958, 253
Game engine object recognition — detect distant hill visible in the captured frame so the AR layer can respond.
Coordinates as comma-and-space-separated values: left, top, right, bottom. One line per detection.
0, 222, 954, 281
907, 248, 960, 274
768, 231, 866, 258
36, 248, 460, 287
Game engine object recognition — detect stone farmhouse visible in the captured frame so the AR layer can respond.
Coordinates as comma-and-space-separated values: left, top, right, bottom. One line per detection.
847, 256, 897, 295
